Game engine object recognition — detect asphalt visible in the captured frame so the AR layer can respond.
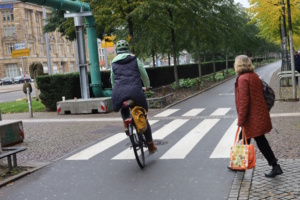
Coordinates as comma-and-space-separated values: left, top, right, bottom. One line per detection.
1, 66, 300, 199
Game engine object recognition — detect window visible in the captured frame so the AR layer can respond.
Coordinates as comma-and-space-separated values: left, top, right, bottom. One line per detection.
50, 45, 54, 54
58, 45, 62, 55
43, 62, 48, 73
25, 10, 29, 19
36, 13, 39, 23
28, 43, 33, 55
6, 64, 19, 78
12, 25, 15, 35
2, 11, 6, 21
4, 26, 7, 36
7, 44, 14, 55
67, 45, 70, 55
6, 11, 10, 21
69, 62, 75, 72
40, 44, 44, 55
8, 26, 11, 36
53, 62, 59, 74
11, 11, 14, 21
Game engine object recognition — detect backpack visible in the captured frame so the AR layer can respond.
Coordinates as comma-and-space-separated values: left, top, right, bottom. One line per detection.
131, 106, 148, 133
261, 80, 275, 111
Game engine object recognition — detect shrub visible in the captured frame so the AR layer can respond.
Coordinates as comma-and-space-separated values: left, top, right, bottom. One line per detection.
144, 90, 155, 98
171, 78, 200, 89
215, 72, 225, 81
37, 73, 81, 111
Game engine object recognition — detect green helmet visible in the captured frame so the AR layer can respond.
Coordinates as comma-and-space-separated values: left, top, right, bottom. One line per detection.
116, 40, 129, 54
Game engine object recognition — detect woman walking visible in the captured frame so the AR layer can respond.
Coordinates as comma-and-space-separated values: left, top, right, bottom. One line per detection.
232, 55, 283, 178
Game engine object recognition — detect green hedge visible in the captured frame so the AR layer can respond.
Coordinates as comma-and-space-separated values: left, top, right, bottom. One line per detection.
36, 57, 273, 111
36, 71, 111, 111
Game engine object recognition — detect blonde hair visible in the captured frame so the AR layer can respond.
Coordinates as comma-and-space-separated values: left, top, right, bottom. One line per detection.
234, 55, 254, 74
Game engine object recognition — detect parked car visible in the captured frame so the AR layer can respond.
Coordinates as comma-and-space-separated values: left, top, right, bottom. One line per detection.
14, 74, 31, 84
1, 77, 14, 85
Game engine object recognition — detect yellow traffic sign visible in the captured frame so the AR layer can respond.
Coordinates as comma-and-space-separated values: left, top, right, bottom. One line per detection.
101, 36, 115, 48
12, 48, 30, 58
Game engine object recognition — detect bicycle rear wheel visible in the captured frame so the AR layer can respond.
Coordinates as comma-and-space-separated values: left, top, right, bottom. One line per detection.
129, 125, 145, 169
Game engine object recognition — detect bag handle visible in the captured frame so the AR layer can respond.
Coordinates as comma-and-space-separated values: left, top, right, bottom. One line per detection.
233, 127, 248, 145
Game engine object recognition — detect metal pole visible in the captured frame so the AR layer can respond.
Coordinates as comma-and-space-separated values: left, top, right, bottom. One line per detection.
43, 7, 52, 75
27, 87, 33, 118
287, 0, 296, 99
281, 0, 289, 71
0, 108, 2, 121
21, 56, 24, 75
74, 15, 90, 99
104, 47, 108, 69
74, 39, 79, 72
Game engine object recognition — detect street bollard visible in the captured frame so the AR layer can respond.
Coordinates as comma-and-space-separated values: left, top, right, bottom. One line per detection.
27, 87, 33, 118
0, 108, 2, 121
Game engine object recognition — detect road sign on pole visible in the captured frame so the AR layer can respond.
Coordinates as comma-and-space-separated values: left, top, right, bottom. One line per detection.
12, 48, 30, 58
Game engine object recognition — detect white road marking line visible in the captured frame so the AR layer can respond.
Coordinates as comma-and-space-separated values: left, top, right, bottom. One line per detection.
112, 119, 188, 160
66, 120, 158, 161
66, 133, 127, 160
153, 109, 179, 117
160, 119, 219, 159
153, 119, 188, 140
209, 119, 238, 158
182, 109, 205, 117
210, 108, 231, 116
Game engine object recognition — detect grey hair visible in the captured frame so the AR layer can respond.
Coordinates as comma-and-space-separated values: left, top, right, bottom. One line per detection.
234, 55, 254, 74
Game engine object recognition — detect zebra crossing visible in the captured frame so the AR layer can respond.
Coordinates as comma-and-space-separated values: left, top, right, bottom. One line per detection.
65, 107, 238, 161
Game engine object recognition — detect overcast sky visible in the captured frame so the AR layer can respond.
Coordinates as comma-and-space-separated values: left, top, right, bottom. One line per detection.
235, 0, 250, 8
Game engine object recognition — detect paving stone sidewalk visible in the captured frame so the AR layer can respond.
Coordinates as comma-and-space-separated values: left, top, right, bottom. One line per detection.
229, 68, 300, 199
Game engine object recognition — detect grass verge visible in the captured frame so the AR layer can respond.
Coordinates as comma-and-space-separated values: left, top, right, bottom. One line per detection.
0, 98, 46, 114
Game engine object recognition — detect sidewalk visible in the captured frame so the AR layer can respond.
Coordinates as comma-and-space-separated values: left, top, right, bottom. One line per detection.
229, 68, 300, 199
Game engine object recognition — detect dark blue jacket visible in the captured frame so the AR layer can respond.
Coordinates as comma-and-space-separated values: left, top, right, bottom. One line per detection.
111, 55, 148, 112
294, 55, 300, 72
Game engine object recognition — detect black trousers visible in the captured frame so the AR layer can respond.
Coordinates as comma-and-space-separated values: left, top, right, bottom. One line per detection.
120, 107, 153, 142
239, 131, 277, 166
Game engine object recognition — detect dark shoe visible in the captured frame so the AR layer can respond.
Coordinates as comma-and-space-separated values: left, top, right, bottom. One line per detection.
125, 129, 129, 136
147, 141, 157, 154
265, 164, 283, 178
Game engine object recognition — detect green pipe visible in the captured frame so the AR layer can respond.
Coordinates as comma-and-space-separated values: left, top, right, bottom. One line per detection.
85, 16, 112, 97
20, 0, 111, 97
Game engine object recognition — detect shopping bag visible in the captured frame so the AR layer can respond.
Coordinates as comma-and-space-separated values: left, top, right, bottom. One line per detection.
229, 127, 255, 170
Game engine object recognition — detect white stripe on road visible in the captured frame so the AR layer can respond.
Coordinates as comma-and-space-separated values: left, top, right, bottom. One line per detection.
153, 119, 188, 139
153, 109, 179, 117
209, 119, 238, 158
210, 108, 231, 116
160, 119, 219, 159
112, 119, 188, 160
182, 109, 204, 117
66, 120, 158, 160
66, 133, 127, 160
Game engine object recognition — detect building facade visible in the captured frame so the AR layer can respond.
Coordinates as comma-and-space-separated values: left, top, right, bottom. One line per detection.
0, 0, 85, 79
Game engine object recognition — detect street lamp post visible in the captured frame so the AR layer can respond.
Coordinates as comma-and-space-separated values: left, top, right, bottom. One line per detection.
286, 0, 297, 99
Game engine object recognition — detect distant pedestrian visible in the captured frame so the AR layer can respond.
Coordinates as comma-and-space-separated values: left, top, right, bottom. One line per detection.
294, 50, 300, 83
230, 55, 283, 178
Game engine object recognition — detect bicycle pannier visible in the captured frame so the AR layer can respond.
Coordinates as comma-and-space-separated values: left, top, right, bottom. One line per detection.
131, 106, 148, 133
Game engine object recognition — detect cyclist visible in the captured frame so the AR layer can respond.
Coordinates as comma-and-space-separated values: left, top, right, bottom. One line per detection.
110, 40, 157, 154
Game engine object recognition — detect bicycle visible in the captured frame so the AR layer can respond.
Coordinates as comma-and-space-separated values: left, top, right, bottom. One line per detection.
122, 100, 147, 169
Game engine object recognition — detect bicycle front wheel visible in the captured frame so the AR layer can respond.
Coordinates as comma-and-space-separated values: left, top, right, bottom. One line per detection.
129, 125, 145, 169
